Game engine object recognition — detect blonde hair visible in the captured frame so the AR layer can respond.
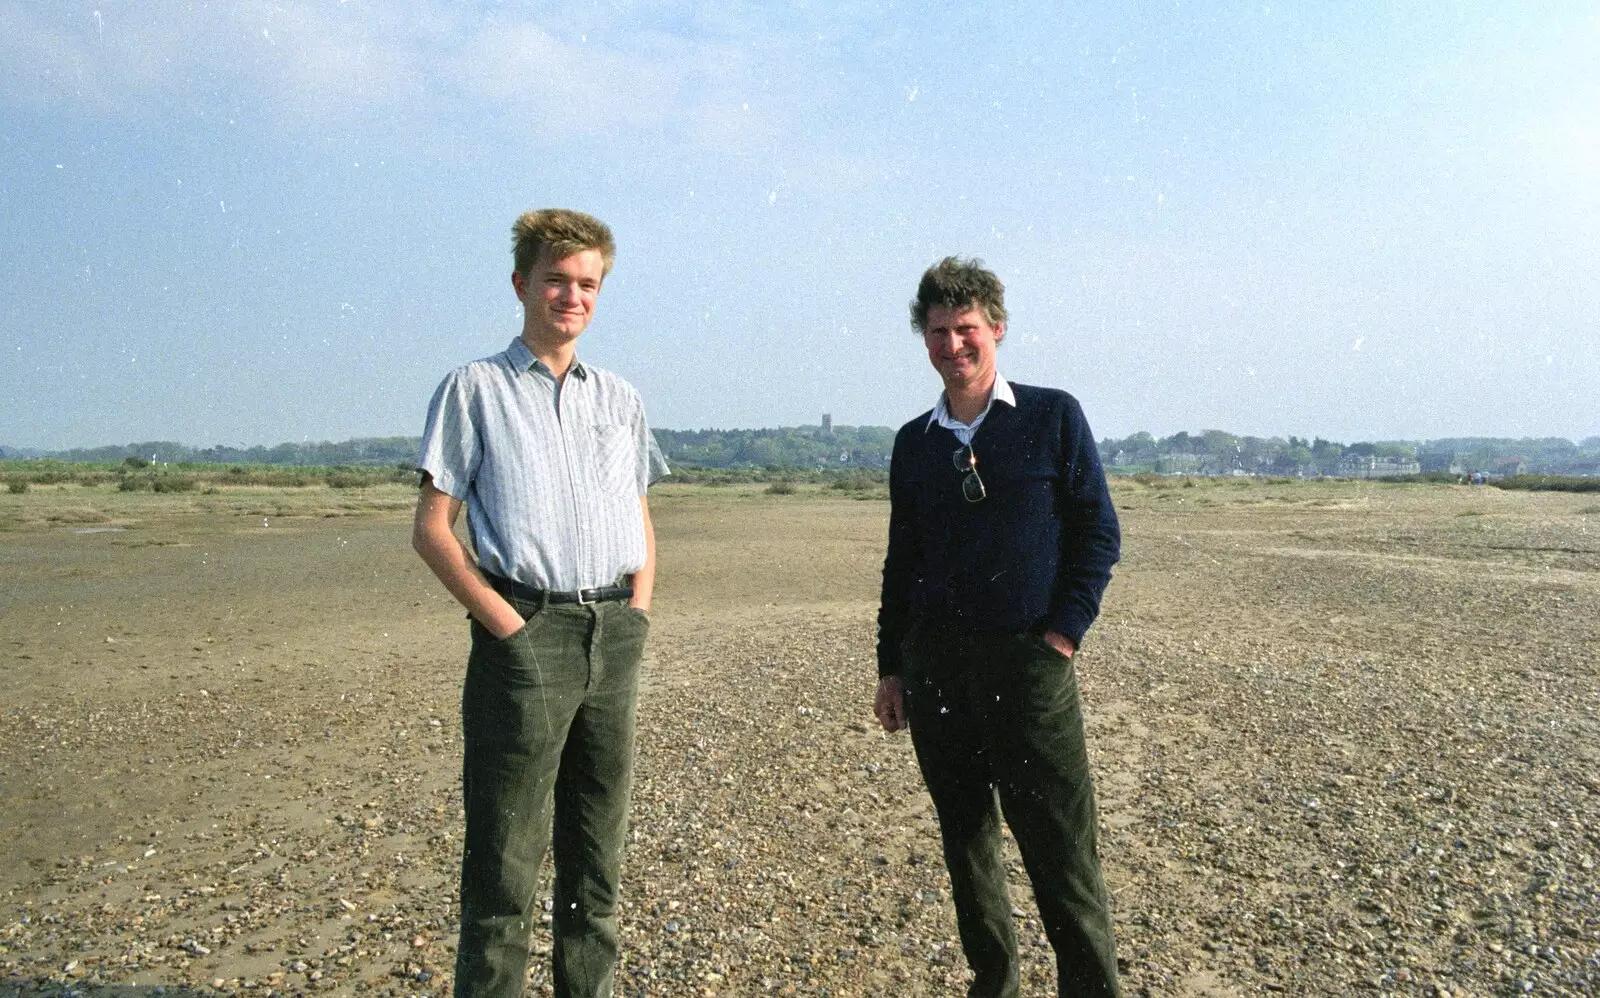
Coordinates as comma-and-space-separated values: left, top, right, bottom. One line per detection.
511, 209, 616, 278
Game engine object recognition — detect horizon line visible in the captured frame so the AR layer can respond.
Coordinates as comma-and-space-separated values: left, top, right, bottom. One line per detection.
5, 426, 1599, 457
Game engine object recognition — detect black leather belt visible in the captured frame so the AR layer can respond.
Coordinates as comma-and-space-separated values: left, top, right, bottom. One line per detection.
486, 573, 632, 606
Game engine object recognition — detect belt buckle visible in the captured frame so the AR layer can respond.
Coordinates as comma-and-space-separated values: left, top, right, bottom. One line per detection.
576, 587, 597, 605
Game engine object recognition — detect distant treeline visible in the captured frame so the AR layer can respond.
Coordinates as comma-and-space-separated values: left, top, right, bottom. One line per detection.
653, 425, 895, 470
3, 429, 1597, 477
0, 426, 898, 472
1096, 431, 1600, 478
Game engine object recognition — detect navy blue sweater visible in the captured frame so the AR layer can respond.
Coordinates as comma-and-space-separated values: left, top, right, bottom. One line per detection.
876, 383, 1121, 678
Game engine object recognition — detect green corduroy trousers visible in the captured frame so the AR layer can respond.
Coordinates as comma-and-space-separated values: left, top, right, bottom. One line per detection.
902, 622, 1121, 998
453, 597, 650, 998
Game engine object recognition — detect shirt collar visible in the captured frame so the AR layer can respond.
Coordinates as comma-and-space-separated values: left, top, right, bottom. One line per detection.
505, 337, 587, 380
926, 373, 1015, 432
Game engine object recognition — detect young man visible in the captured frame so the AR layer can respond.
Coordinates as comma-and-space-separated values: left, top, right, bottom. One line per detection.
413, 208, 667, 998
874, 257, 1123, 997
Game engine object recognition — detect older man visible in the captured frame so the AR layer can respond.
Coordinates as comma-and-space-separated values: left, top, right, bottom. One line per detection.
413, 208, 666, 998
874, 257, 1123, 997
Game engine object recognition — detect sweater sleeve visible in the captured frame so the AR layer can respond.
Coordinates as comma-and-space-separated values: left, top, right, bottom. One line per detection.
876, 426, 919, 678
1044, 397, 1121, 646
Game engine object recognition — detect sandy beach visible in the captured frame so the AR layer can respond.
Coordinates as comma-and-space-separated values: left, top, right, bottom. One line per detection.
2, 479, 1596, 997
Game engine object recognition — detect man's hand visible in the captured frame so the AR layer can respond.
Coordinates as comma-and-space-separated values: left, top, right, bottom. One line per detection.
874, 676, 907, 733
1042, 630, 1076, 659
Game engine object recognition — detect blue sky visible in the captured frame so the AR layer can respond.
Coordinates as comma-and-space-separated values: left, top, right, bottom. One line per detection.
2, 2, 1596, 449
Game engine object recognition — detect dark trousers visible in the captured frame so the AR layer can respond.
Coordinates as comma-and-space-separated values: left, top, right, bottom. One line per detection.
454, 597, 650, 998
903, 623, 1120, 998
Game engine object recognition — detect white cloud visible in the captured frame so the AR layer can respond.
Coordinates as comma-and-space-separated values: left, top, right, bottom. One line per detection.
0, 2, 811, 156
446, 22, 692, 133
0, 2, 425, 119
0, 4, 182, 109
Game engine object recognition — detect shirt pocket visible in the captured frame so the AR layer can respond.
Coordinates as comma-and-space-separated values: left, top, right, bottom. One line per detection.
591, 423, 639, 497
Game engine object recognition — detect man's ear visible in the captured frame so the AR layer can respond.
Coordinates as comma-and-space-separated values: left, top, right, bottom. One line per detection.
994, 321, 1006, 344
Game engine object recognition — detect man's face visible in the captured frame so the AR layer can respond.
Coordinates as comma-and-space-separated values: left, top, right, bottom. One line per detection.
923, 303, 1003, 391
512, 247, 606, 346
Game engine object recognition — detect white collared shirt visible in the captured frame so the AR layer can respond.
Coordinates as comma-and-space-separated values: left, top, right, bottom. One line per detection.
418, 337, 669, 589
927, 374, 1017, 445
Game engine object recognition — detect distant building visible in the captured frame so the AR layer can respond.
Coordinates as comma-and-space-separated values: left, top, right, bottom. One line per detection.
821, 413, 833, 436
1335, 454, 1421, 478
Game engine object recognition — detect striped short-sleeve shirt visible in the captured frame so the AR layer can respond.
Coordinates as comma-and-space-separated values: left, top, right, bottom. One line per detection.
418, 337, 669, 590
